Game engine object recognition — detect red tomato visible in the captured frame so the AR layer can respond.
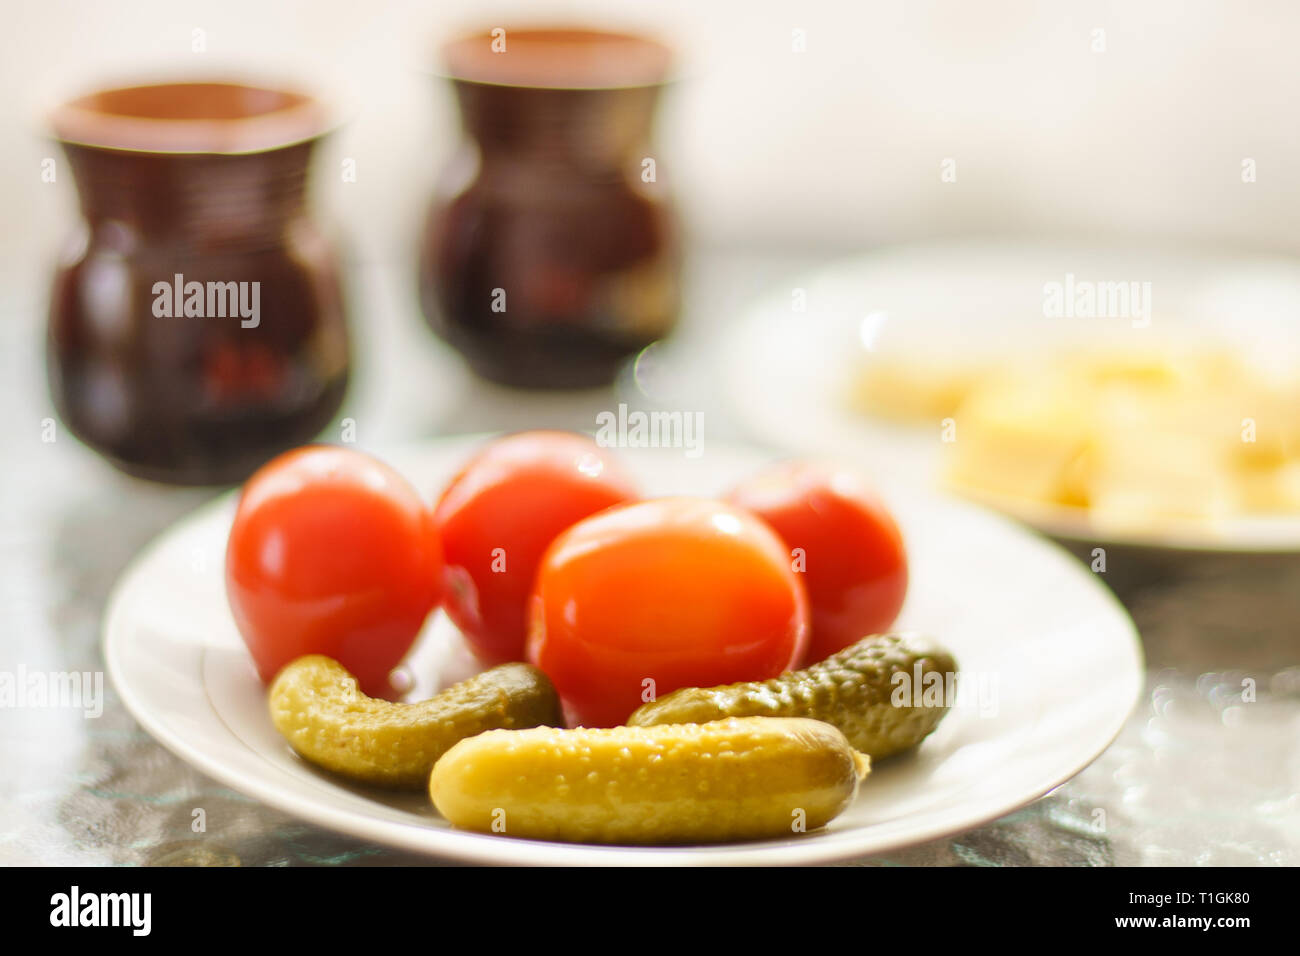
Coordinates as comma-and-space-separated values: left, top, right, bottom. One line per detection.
728, 461, 908, 665
433, 431, 638, 666
225, 446, 443, 699
527, 497, 809, 727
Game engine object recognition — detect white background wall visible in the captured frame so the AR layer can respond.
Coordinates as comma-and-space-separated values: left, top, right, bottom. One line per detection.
7, 0, 1300, 275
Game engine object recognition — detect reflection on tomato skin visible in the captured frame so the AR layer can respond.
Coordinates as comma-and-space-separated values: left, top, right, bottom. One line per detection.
226, 446, 443, 700
528, 496, 809, 727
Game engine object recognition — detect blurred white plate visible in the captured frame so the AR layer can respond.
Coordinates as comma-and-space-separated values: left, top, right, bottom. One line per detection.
104, 436, 1141, 866
720, 239, 1300, 552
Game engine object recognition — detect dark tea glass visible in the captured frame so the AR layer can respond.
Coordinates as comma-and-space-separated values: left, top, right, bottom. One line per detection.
47, 82, 350, 485
419, 28, 681, 388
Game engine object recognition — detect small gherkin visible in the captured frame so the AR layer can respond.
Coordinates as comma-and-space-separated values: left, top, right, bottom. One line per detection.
627, 632, 958, 759
269, 655, 563, 789
430, 718, 870, 844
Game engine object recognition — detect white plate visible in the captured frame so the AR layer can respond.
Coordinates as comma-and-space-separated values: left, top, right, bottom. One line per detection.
103, 436, 1142, 865
720, 239, 1300, 552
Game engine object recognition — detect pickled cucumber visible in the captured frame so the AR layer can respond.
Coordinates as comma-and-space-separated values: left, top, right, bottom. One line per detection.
628, 632, 957, 759
269, 655, 563, 789
429, 717, 870, 844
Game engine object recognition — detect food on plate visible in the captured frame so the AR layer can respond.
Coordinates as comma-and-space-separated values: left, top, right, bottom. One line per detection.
428, 717, 869, 844
225, 446, 443, 699
629, 632, 955, 759
526, 497, 809, 727
849, 355, 986, 423
223, 433, 970, 847
434, 431, 638, 666
269, 655, 562, 789
728, 461, 908, 665
851, 343, 1300, 530
948, 347, 1300, 528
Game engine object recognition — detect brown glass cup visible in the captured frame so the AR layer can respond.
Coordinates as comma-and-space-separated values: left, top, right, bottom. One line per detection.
419, 28, 681, 388
47, 81, 350, 485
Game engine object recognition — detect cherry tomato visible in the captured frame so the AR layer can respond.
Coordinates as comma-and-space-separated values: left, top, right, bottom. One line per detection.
434, 431, 638, 666
225, 445, 443, 699
527, 497, 809, 727
728, 461, 908, 665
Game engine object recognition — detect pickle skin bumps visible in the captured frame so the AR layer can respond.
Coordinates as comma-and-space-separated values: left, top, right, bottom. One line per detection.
269, 655, 563, 789
429, 717, 870, 844
628, 632, 958, 759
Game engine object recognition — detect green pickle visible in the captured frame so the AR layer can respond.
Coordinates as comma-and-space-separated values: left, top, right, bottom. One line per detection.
429, 717, 870, 844
628, 632, 957, 758
269, 655, 563, 789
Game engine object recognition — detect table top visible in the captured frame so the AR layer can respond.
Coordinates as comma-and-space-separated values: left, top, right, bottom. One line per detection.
2, 248, 1296, 866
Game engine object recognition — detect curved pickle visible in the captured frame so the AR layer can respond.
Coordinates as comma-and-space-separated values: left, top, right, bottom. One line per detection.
628, 632, 957, 759
269, 655, 563, 789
